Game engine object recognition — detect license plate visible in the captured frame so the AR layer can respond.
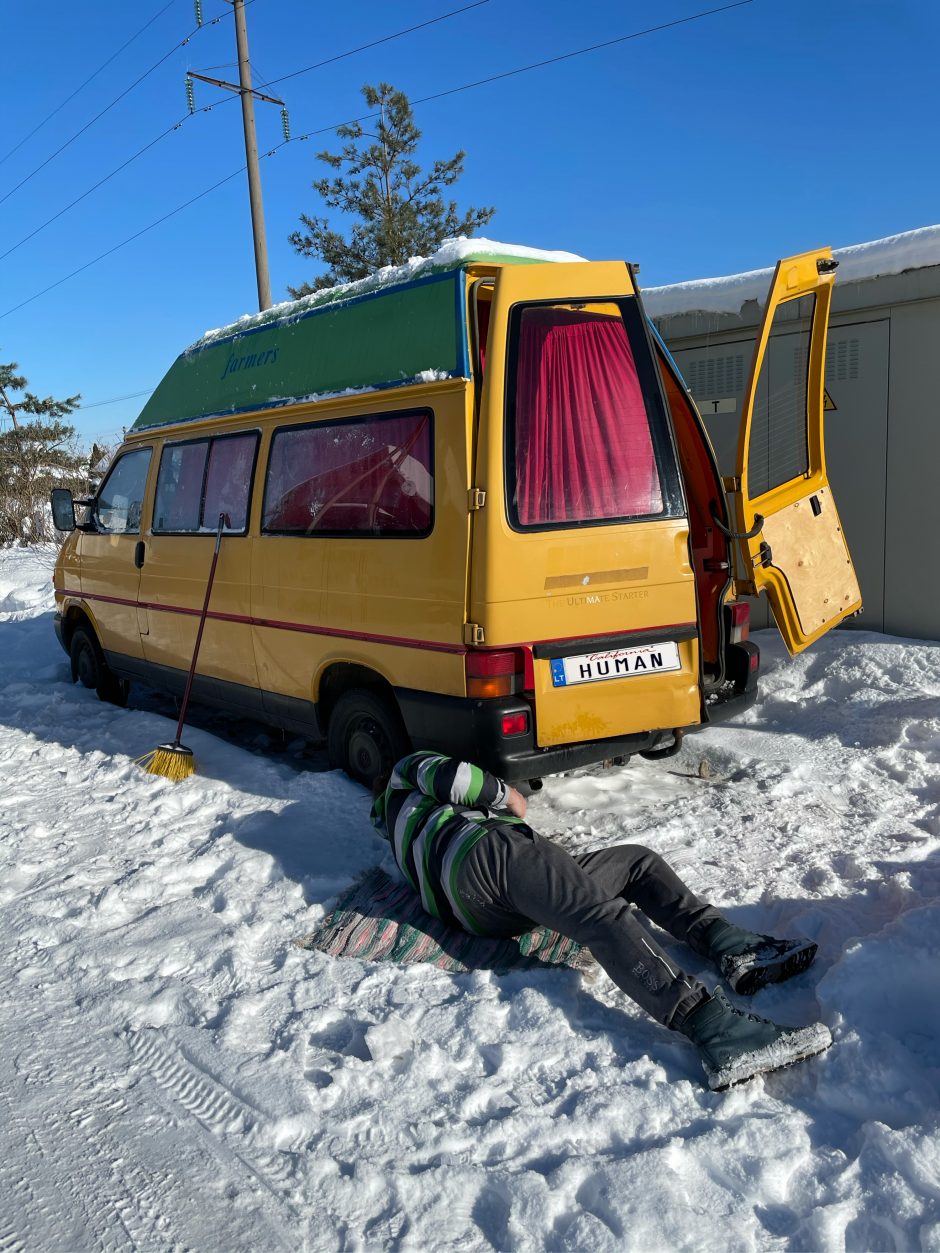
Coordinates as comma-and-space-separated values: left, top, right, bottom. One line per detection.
549, 640, 681, 687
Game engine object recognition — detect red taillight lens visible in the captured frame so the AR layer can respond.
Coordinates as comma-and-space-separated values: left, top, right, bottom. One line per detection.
729, 601, 750, 643
466, 651, 518, 677
465, 649, 525, 699
501, 712, 529, 737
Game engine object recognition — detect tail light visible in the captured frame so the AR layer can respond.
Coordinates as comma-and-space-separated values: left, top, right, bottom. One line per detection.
501, 712, 529, 737
728, 600, 750, 644
465, 648, 526, 699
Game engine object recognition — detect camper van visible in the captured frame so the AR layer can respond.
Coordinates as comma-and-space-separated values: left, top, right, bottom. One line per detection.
51, 243, 860, 785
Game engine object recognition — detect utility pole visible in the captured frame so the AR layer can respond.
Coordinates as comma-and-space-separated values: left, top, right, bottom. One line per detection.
189, 0, 283, 311
232, 0, 271, 311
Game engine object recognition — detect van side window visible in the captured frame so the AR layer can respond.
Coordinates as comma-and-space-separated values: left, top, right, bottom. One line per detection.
95, 447, 152, 534
507, 303, 669, 529
263, 410, 433, 537
154, 432, 258, 533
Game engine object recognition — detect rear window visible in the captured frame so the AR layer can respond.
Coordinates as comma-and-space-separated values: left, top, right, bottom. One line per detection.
262, 410, 433, 537
507, 302, 679, 529
746, 293, 815, 498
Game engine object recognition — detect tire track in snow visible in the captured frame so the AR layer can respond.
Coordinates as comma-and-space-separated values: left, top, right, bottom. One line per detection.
123, 1027, 301, 1234
0, 1004, 176, 1251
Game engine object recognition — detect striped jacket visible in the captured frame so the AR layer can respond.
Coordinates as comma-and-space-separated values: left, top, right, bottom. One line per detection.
371, 752, 525, 934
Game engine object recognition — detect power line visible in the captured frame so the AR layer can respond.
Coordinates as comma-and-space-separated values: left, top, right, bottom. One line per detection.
0, 1, 180, 170
0, 3, 232, 209
0, 109, 212, 264
266, 0, 491, 87
0, 0, 488, 265
413, 1, 755, 108
0, 168, 244, 323
77, 389, 155, 411
0, 0, 754, 322
273, 2, 757, 152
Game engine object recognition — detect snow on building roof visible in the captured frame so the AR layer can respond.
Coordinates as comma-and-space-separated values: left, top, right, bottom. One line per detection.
642, 224, 940, 319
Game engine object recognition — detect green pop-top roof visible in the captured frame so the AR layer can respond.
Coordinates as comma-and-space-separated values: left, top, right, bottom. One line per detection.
131, 239, 585, 432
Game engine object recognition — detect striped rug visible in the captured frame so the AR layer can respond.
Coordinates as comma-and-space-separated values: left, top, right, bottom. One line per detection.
295, 867, 592, 974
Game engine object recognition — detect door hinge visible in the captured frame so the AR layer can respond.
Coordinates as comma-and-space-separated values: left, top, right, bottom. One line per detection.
464, 622, 485, 645
468, 487, 486, 511
722, 476, 741, 493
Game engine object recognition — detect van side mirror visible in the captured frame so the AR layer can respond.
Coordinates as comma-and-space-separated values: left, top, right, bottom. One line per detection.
50, 488, 76, 532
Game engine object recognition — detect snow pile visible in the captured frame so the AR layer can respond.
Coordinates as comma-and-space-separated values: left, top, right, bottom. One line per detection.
2, 547, 940, 1249
643, 223, 940, 318
197, 237, 586, 348
0, 543, 57, 618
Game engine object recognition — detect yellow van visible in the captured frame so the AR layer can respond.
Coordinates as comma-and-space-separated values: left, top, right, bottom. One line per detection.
51, 243, 860, 785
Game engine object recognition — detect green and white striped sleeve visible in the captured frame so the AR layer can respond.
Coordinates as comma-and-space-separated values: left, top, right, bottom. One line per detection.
391, 752, 509, 810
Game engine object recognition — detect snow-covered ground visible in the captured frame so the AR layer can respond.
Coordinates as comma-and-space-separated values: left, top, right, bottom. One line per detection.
2, 545, 939, 1252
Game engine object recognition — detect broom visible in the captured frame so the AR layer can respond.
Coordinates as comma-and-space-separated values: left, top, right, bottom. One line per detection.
137, 512, 226, 780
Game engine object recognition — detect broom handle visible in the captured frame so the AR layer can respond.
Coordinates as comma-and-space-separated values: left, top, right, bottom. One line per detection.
173, 513, 225, 744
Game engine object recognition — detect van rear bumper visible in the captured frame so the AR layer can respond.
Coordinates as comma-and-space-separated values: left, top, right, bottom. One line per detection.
398, 689, 689, 784
396, 640, 760, 782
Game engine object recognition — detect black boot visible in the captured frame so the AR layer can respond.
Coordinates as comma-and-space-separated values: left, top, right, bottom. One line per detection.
679, 987, 832, 1091
699, 919, 818, 996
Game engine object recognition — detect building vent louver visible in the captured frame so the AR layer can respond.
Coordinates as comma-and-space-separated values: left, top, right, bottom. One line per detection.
825, 337, 860, 382
685, 354, 745, 397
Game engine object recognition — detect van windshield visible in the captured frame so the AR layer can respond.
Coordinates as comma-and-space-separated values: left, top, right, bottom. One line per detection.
507, 301, 678, 529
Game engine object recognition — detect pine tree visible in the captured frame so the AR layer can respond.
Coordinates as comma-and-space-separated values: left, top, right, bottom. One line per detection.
287, 83, 495, 297
0, 359, 86, 544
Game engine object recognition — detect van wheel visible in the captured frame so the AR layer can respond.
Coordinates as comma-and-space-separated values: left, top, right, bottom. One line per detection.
69, 625, 129, 708
327, 688, 409, 787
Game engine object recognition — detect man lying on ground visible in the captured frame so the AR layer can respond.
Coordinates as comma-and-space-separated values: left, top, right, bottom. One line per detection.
371, 751, 830, 1091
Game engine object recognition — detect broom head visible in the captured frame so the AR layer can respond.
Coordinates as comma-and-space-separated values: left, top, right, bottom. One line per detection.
137, 742, 196, 781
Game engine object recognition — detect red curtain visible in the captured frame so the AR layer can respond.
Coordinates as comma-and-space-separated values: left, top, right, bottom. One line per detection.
513, 307, 662, 526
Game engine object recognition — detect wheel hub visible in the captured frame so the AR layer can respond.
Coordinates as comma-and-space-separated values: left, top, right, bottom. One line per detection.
348, 719, 385, 779
77, 645, 96, 687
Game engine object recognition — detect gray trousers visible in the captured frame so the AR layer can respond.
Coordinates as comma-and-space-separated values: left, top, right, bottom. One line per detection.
458, 826, 722, 1029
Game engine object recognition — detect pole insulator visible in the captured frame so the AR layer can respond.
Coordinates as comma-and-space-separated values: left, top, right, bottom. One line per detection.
185, 76, 196, 113
280, 107, 290, 142
194, 0, 203, 25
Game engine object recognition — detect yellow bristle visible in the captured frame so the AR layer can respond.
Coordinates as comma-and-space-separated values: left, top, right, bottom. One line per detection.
136, 746, 196, 780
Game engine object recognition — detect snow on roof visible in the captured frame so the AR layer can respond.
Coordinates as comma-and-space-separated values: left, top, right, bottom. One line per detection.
195, 237, 585, 349
642, 224, 940, 319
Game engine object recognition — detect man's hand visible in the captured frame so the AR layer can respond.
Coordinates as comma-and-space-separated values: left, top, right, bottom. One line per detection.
505, 785, 527, 820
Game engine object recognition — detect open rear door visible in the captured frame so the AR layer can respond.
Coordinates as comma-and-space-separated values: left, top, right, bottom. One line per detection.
730, 247, 861, 654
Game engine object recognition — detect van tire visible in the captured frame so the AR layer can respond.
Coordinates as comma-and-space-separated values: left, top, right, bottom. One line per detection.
70, 625, 129, 708
327, 688, 409, 787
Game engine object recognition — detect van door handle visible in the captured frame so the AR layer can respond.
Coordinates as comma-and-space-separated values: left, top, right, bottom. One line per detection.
134, 541, 145, 569
710, 507, 764, 541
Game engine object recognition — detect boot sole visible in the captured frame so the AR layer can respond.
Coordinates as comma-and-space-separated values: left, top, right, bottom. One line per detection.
730, 941, 818, 997
707, 1023, 832, 1091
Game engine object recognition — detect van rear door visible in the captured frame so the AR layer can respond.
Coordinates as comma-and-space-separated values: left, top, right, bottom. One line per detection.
469, 262, 702, 749
729, 248, 861, 654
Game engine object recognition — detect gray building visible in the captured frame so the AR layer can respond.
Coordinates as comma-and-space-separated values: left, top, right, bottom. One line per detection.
645, 227, 940, 640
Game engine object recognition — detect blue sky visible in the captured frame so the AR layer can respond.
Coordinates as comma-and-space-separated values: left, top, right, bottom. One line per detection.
2, 0, 937, 445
